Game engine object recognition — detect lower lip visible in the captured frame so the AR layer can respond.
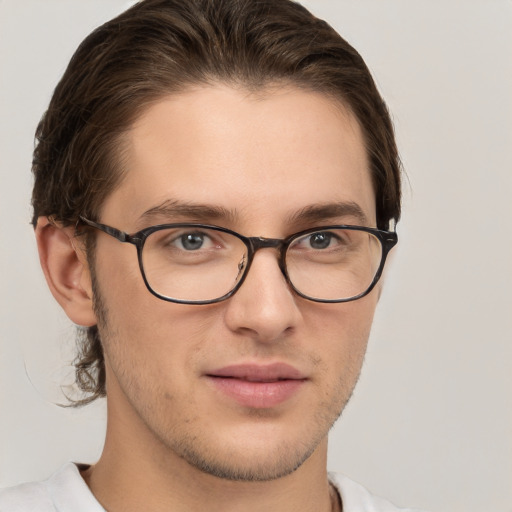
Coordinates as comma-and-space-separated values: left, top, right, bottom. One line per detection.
207, 377, 305, 408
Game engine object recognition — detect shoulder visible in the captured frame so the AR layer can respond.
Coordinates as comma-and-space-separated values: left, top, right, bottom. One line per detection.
329, 472, 427, 512
0, 463, 104, 512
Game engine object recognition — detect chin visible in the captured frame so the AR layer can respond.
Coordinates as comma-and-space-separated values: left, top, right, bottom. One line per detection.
177, 435, 320, 482
155, 411, 336, 483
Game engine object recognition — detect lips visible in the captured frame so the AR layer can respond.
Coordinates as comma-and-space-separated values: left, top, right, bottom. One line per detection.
206, 363, 307, 408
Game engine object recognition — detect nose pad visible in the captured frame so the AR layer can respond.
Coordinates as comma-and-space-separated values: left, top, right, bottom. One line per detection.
223, 250, 301, 342
235, 254, 246, 282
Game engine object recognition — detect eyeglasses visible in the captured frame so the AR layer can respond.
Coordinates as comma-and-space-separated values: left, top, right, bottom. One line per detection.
78, 217, 397, 305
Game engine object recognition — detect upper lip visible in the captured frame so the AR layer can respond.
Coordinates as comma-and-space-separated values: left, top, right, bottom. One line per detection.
207, 363, 306, 382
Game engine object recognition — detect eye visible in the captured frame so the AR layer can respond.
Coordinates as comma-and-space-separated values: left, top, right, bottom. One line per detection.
292, 230, 343, 251
174, 231, 214, 251
308, 232, 334, 250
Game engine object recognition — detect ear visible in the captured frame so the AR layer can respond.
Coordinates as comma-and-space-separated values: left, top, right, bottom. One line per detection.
35, 216, 97, 327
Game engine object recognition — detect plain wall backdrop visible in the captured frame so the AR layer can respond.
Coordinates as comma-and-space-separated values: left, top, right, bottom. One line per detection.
1, 1, 511, 511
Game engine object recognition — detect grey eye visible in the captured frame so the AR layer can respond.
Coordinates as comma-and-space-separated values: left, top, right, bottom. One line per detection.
308, 232, 332, 249
180, 233, 205, 250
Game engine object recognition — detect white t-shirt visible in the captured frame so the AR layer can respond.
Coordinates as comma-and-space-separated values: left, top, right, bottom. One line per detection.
0, 463, 424, 512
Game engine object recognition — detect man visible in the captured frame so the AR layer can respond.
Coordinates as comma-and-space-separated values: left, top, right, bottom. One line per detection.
0, 0, 420, 510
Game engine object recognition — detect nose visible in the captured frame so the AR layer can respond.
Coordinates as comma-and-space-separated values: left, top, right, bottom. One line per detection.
223, 248, 302, 343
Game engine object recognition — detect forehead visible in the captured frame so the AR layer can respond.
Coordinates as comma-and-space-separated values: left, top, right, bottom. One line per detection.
103, 84, 375, 232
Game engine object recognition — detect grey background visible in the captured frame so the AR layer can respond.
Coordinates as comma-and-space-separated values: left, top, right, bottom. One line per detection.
1, 1, 511, 511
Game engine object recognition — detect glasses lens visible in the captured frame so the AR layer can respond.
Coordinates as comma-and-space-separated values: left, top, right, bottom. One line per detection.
141, 227, 248, 302
286, 228, 382, 301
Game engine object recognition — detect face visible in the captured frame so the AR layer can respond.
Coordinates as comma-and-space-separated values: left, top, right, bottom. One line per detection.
90, 84, 379, 481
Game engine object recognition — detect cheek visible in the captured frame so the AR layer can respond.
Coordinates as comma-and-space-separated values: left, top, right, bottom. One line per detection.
99, 264, 222, 380
308, 292, 376, 339
305, 294, 377, 376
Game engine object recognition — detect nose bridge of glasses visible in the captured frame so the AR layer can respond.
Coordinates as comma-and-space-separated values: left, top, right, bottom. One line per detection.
249, 236, 285, 251
246, 236, 288, 275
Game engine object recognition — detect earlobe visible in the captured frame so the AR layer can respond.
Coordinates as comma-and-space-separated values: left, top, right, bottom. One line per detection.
35, 216, 97, 327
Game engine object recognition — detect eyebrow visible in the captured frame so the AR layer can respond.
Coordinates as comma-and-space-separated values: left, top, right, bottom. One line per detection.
286, 201, 369, 226
137, 199, 369, 229
138, 199, 238, 226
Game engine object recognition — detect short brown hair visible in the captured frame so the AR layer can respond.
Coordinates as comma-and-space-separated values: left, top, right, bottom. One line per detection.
32, 0, 402, 404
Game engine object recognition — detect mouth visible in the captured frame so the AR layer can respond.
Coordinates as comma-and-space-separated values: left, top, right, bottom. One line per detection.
205, 363, 307, 408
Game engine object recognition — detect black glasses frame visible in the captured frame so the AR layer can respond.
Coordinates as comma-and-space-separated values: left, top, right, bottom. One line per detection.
78, 217, 398, 305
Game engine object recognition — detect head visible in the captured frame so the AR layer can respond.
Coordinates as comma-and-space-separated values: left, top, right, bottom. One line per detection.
33, 0, 401, 482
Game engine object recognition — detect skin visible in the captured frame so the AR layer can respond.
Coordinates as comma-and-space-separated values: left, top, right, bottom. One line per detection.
37, 84, 380, 512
